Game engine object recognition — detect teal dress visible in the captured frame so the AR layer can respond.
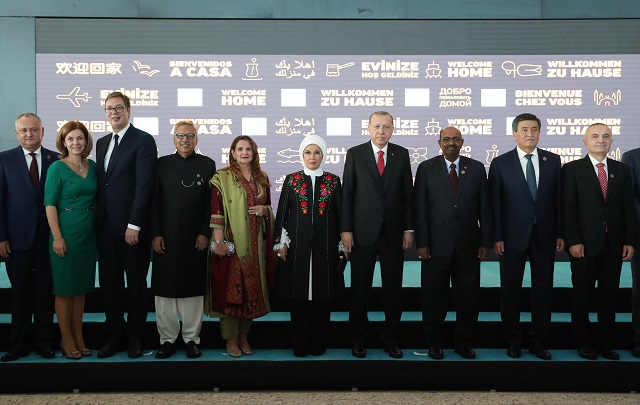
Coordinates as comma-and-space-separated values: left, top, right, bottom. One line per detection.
44, 159, 98, 296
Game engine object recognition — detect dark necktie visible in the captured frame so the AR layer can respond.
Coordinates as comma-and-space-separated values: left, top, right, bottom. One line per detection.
525, 154, 537, 199
112, 133, 120, 153
29, 152, 39, 191
449, 163, 458, 195
377, 150, 385, 176
597, 162, 607, 200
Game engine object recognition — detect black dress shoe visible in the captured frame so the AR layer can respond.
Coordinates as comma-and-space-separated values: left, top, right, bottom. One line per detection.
37, 345, 56, 359
352, 344, 366, 358
1, 348, 29, 362
632, 346, 640, 358
155, 341, 175, 359
578, 345, 598, 360
97, 342, 120, 359
384, 343, 403, 359
528, 345, 552, 360
455, 346, 476, 359
311, 348, 326, 356
186, 341, 201, 359
598, 347, 620, 360
128, 338, 143, 359
428, 347, 444, 360
506, 345, 521, 358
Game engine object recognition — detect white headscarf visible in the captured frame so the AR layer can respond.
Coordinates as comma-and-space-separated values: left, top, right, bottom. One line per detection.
299, 135, 327, 177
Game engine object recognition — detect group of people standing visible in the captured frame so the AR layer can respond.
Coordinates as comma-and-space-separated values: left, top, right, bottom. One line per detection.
0, 101, 639, 363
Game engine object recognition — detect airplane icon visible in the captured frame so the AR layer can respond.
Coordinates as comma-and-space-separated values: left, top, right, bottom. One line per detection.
56, 87, 92, 107
277, 148, 300, 163
133, 60, 160, 77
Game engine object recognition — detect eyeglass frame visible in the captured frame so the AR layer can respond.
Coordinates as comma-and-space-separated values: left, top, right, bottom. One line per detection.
175, 133, 197, 139
105, 105, 126, 114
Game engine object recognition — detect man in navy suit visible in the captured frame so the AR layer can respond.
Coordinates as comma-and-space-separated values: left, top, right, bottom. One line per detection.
564, 123, 636, 360
414, 126, 492, 360
0, 113, 58, 361
488, 113, 564, 360
622, 146, 640, 358
341, 111, 413, 359
95, 92, 157, 358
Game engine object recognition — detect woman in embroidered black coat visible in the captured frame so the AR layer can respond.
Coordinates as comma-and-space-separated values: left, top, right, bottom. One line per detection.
273, 135, 344, 357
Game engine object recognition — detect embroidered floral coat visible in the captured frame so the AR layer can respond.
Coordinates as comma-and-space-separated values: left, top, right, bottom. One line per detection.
273, 171, 344, 300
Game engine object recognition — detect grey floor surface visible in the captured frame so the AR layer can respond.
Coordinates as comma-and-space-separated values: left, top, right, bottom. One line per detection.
2, 391, 640, 404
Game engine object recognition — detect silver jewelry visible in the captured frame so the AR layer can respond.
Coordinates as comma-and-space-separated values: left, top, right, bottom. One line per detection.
277, 253, 281, 257
210, 240, 236, 254
69, 159, 84, 172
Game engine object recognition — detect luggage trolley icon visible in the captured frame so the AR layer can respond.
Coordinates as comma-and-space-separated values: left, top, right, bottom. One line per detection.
325, 62, 355, 77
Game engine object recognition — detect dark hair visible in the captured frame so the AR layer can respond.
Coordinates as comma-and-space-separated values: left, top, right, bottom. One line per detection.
512, 113, 541, 132
104, 91, 131, 109
228, 135, 270, 188
56, 121, 93, 159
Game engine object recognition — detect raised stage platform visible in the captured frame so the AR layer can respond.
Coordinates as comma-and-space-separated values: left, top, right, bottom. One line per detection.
0, 261, 639, 393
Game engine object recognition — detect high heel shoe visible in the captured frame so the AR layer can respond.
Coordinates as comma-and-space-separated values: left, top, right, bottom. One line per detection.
239, 346, 253, 355
79, 348, 92, 357
60, 341, 82, 360
61, 348, 82, 360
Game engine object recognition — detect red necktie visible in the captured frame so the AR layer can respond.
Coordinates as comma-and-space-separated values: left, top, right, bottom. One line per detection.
597, 162, 607, 200
377, 150, 385, 176
449, 163, 458, 195
29, 152, 39, 191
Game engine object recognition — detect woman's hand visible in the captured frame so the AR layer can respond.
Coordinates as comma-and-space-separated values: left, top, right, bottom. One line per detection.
277, 245, 287, 261
248, 205, 267, 217
53, 237, 66, 258
214, 241, 230, 257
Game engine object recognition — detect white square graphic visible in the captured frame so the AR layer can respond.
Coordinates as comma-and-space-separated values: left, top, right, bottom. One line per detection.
326, 118, 351, 136
242, 117, 268, 136
133, 117, 159, 136
177, 88, 203, 107
506, 116, 516, 135
281, 89, 307, 107
481, 89, 507, 107
404, 88, 430, 107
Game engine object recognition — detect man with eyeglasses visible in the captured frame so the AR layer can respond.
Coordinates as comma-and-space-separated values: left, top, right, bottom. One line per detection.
95, 91, 157, 358
149, 120, 216, 359
414, 126, 492, 360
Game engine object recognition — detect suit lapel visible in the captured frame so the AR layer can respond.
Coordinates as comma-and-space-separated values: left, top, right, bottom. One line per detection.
506, 149, 532, 200
106, 126, 133, 177
13, 147, 35, 194
456, 156, 469, 198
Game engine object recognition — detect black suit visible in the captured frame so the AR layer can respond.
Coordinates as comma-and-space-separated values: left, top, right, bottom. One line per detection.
562, 156, 637, 346
488, 148, 562, 347
96, 125, 157, 342
622, 148, 640, 346
0, 146, 58, 351
414, 155, 492, 349
341, 141, 413, 344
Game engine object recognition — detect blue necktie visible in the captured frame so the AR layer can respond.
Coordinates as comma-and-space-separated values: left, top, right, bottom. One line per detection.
525, 154, 537, 199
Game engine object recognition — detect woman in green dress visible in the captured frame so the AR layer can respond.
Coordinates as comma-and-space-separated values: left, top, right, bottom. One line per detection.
44, 121, 97, 360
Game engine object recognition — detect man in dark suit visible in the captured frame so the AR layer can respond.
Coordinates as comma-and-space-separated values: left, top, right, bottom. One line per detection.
95, 91, 157, 358
488, 113, 564, 360
563, 123, 636, 360
0, 113, 58, 361
414, 126, 492, 360
341, 111, 413, 359
622, 146, 640, 358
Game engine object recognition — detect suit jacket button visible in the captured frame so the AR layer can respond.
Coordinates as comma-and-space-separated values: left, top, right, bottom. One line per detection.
453, 205, 457, 208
